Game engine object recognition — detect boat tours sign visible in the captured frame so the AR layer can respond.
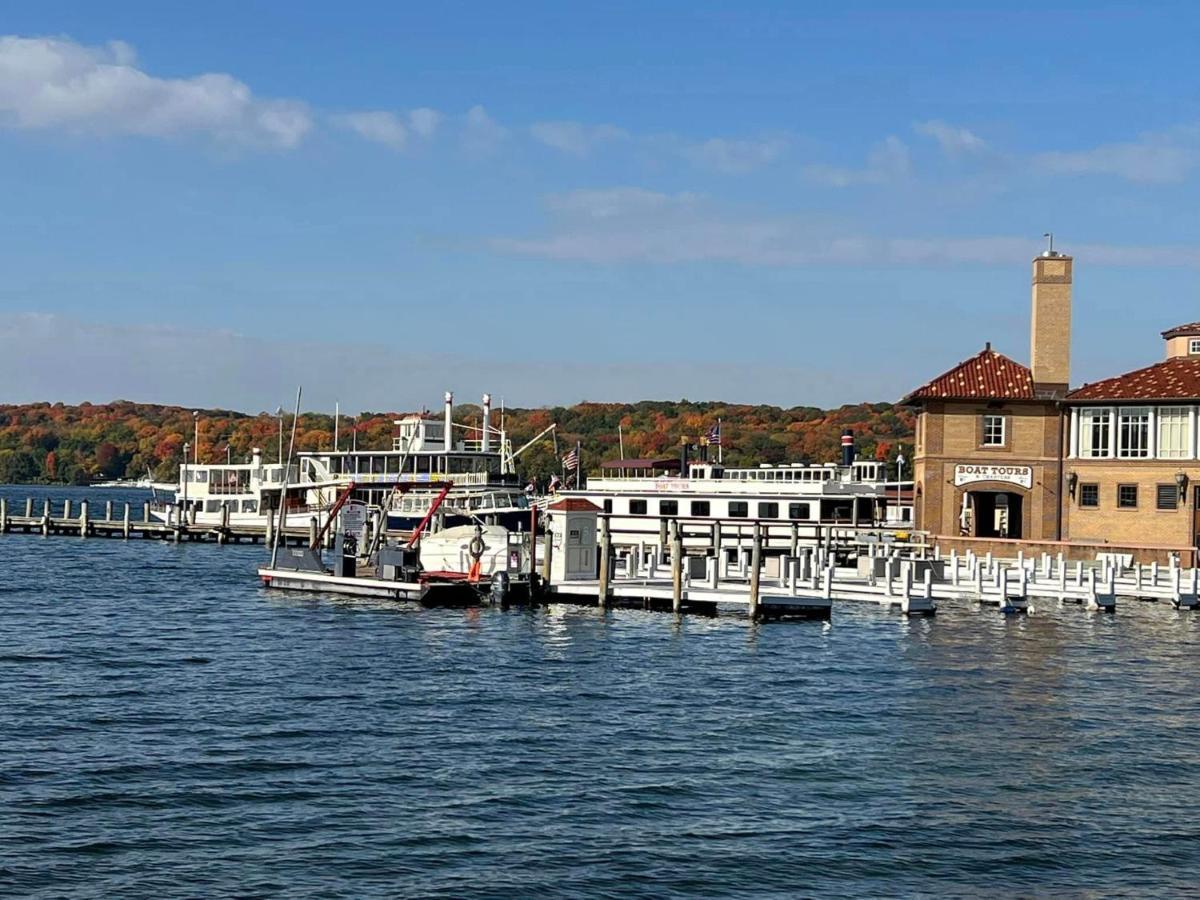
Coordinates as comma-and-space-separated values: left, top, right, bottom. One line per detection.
953, 463, 1033, 490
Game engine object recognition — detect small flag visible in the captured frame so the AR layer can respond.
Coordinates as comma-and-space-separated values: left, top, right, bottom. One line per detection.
562, 448, 579, 472
706, 423, 721, 447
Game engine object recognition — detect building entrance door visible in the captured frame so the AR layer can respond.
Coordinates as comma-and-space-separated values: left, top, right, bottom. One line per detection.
971, 491, 1023, 539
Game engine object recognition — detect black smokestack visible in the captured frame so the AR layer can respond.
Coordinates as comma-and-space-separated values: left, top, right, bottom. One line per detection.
840, 429, 855, 467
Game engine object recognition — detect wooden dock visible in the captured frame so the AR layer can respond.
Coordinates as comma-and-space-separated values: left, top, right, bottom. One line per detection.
0, 497, 316, 546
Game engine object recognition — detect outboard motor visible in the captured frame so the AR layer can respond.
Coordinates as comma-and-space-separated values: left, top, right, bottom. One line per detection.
841, 428, 855, 467
489, 570, 510, 605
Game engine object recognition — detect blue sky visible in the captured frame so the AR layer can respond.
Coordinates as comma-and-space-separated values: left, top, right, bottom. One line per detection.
1, 1, 1199, 413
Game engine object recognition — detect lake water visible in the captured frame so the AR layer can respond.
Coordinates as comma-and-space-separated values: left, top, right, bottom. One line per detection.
3, 486, 1200, 897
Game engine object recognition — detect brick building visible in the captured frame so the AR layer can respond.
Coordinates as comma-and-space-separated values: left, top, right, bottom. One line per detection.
1063, 324, 1200, 549
904, 252, 1070, 541
906, 250, 1200, 557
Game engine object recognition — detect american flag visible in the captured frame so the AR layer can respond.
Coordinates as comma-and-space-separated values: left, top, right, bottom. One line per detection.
706, 422, 722, 447
562, 448, 579, 472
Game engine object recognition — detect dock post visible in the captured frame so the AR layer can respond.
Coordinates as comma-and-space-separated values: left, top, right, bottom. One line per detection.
658, 518, 668, 552
0, 498, 6, 534
748, 522, 762, 620
218, 505, 230, 544
41, 501, 49, 536
712, 519, 723, 579
265, 507, 276, 547
308, 516, 318, 548
104, 500, 112, 522
790, 521, 799, 558
541, 528, 553, 583
79, 499, 88, 537
123, 503, 131, 539
63, 498, 72, 522
670, 519, 683, 614
598, 516, 611, 608
142, 501, 150, 524
24, 497, 32, 518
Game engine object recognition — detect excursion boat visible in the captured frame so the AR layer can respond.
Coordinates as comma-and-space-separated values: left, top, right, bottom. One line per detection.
153, 392, 541, 532
558, 430, 908, 550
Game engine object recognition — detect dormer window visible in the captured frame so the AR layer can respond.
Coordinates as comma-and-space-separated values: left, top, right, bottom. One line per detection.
1190, 338, 1200, 355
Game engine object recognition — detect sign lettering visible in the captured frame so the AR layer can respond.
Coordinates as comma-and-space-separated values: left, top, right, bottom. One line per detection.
953, 464, 1033, 490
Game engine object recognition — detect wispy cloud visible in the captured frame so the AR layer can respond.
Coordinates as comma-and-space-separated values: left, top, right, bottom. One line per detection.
335, 107, 443, 151
1032, 130, 1198, 184
802, 136, 911, 187
461, 104, 509, 156
914, 119, 988, 158
529, 120, 628, 156
679, 136, 790, 174
0, 34, 311, 148
492, 186, 1200, 268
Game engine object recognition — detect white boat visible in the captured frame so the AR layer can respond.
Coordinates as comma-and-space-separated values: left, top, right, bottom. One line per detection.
153, 391, 548, 533
560, 429, 911, 550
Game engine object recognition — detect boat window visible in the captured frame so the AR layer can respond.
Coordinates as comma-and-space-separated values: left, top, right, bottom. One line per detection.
789, 502, 810, 520
757, 502, 779, 518
242, 500, 258, 513
603, 499, 613, 514
205, 499, 221, 512
691, 500, 710, 516
659, 500, 678, 516
630, 500, 648, 515
729, 501, 748, 518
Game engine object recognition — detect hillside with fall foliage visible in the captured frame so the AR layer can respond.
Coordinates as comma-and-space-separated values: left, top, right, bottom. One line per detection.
0, 399, 915, 485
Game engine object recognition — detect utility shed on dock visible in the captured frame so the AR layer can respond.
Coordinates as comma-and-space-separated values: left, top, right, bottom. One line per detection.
546, 498, 601, 582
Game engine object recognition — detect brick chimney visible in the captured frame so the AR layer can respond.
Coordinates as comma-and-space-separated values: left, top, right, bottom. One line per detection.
1030, 250, 1072, 397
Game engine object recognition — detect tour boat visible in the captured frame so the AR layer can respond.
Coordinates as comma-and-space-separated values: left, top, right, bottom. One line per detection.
153, 392, 539, 532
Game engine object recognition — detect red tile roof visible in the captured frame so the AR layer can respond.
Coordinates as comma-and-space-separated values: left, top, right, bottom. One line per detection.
1068, 356, 1200, 401
903, 347, 1035, 402
1162, 322, 1200, 338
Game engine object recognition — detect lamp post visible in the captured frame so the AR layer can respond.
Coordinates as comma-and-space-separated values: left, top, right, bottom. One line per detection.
225, 445, 232, 465
192, 410, 200, 464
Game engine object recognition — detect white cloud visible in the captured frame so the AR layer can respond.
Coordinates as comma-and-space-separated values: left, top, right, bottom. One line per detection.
1033, 131, 1197, 184
408, 107, 442, 139
493, 188, 1200, 268
803, 136, 912, 187
461, 104, 508, 155
914, 119, 988, 158
337, 110, 408, 150
0, 34, 311, 148
529, 120, 627, 155
680, 136, 789, 174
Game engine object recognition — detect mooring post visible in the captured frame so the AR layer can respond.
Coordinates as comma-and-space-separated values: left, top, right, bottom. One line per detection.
541, 528, 553, 583
103, 500, 112, 522
308, 516, 318, 548
122, 503, 131, 539
670, 519, 683, 614
265, 507, 275, 546
789, 521, 799, 558
24, 497, 32, 518
0, 498, 7, 534
218, 505, 230, 544
63, 498, 72, 522
79, 499, 88, 537
141, 501, 150, 524
658, 517, 668, 552
748, 522, 762, 620
598, 515, 611, 608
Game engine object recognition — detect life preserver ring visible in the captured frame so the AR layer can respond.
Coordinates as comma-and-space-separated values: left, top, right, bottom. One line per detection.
469, 535, 486, 560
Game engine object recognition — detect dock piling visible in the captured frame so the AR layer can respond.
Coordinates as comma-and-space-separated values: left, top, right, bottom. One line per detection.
598, 516, 611, 608
79, 499, 88, 537
748, 522, 762, 620
123, 503, 131, 539
670, 519, 683, 614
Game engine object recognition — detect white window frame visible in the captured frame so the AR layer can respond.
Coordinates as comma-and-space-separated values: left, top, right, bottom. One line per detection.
982, 414, 1006, 447
1079, 407, 1113, 459
1117, 407, 1151, 459
1190, 338, 1200, 355
1157, 406, 1191, 459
